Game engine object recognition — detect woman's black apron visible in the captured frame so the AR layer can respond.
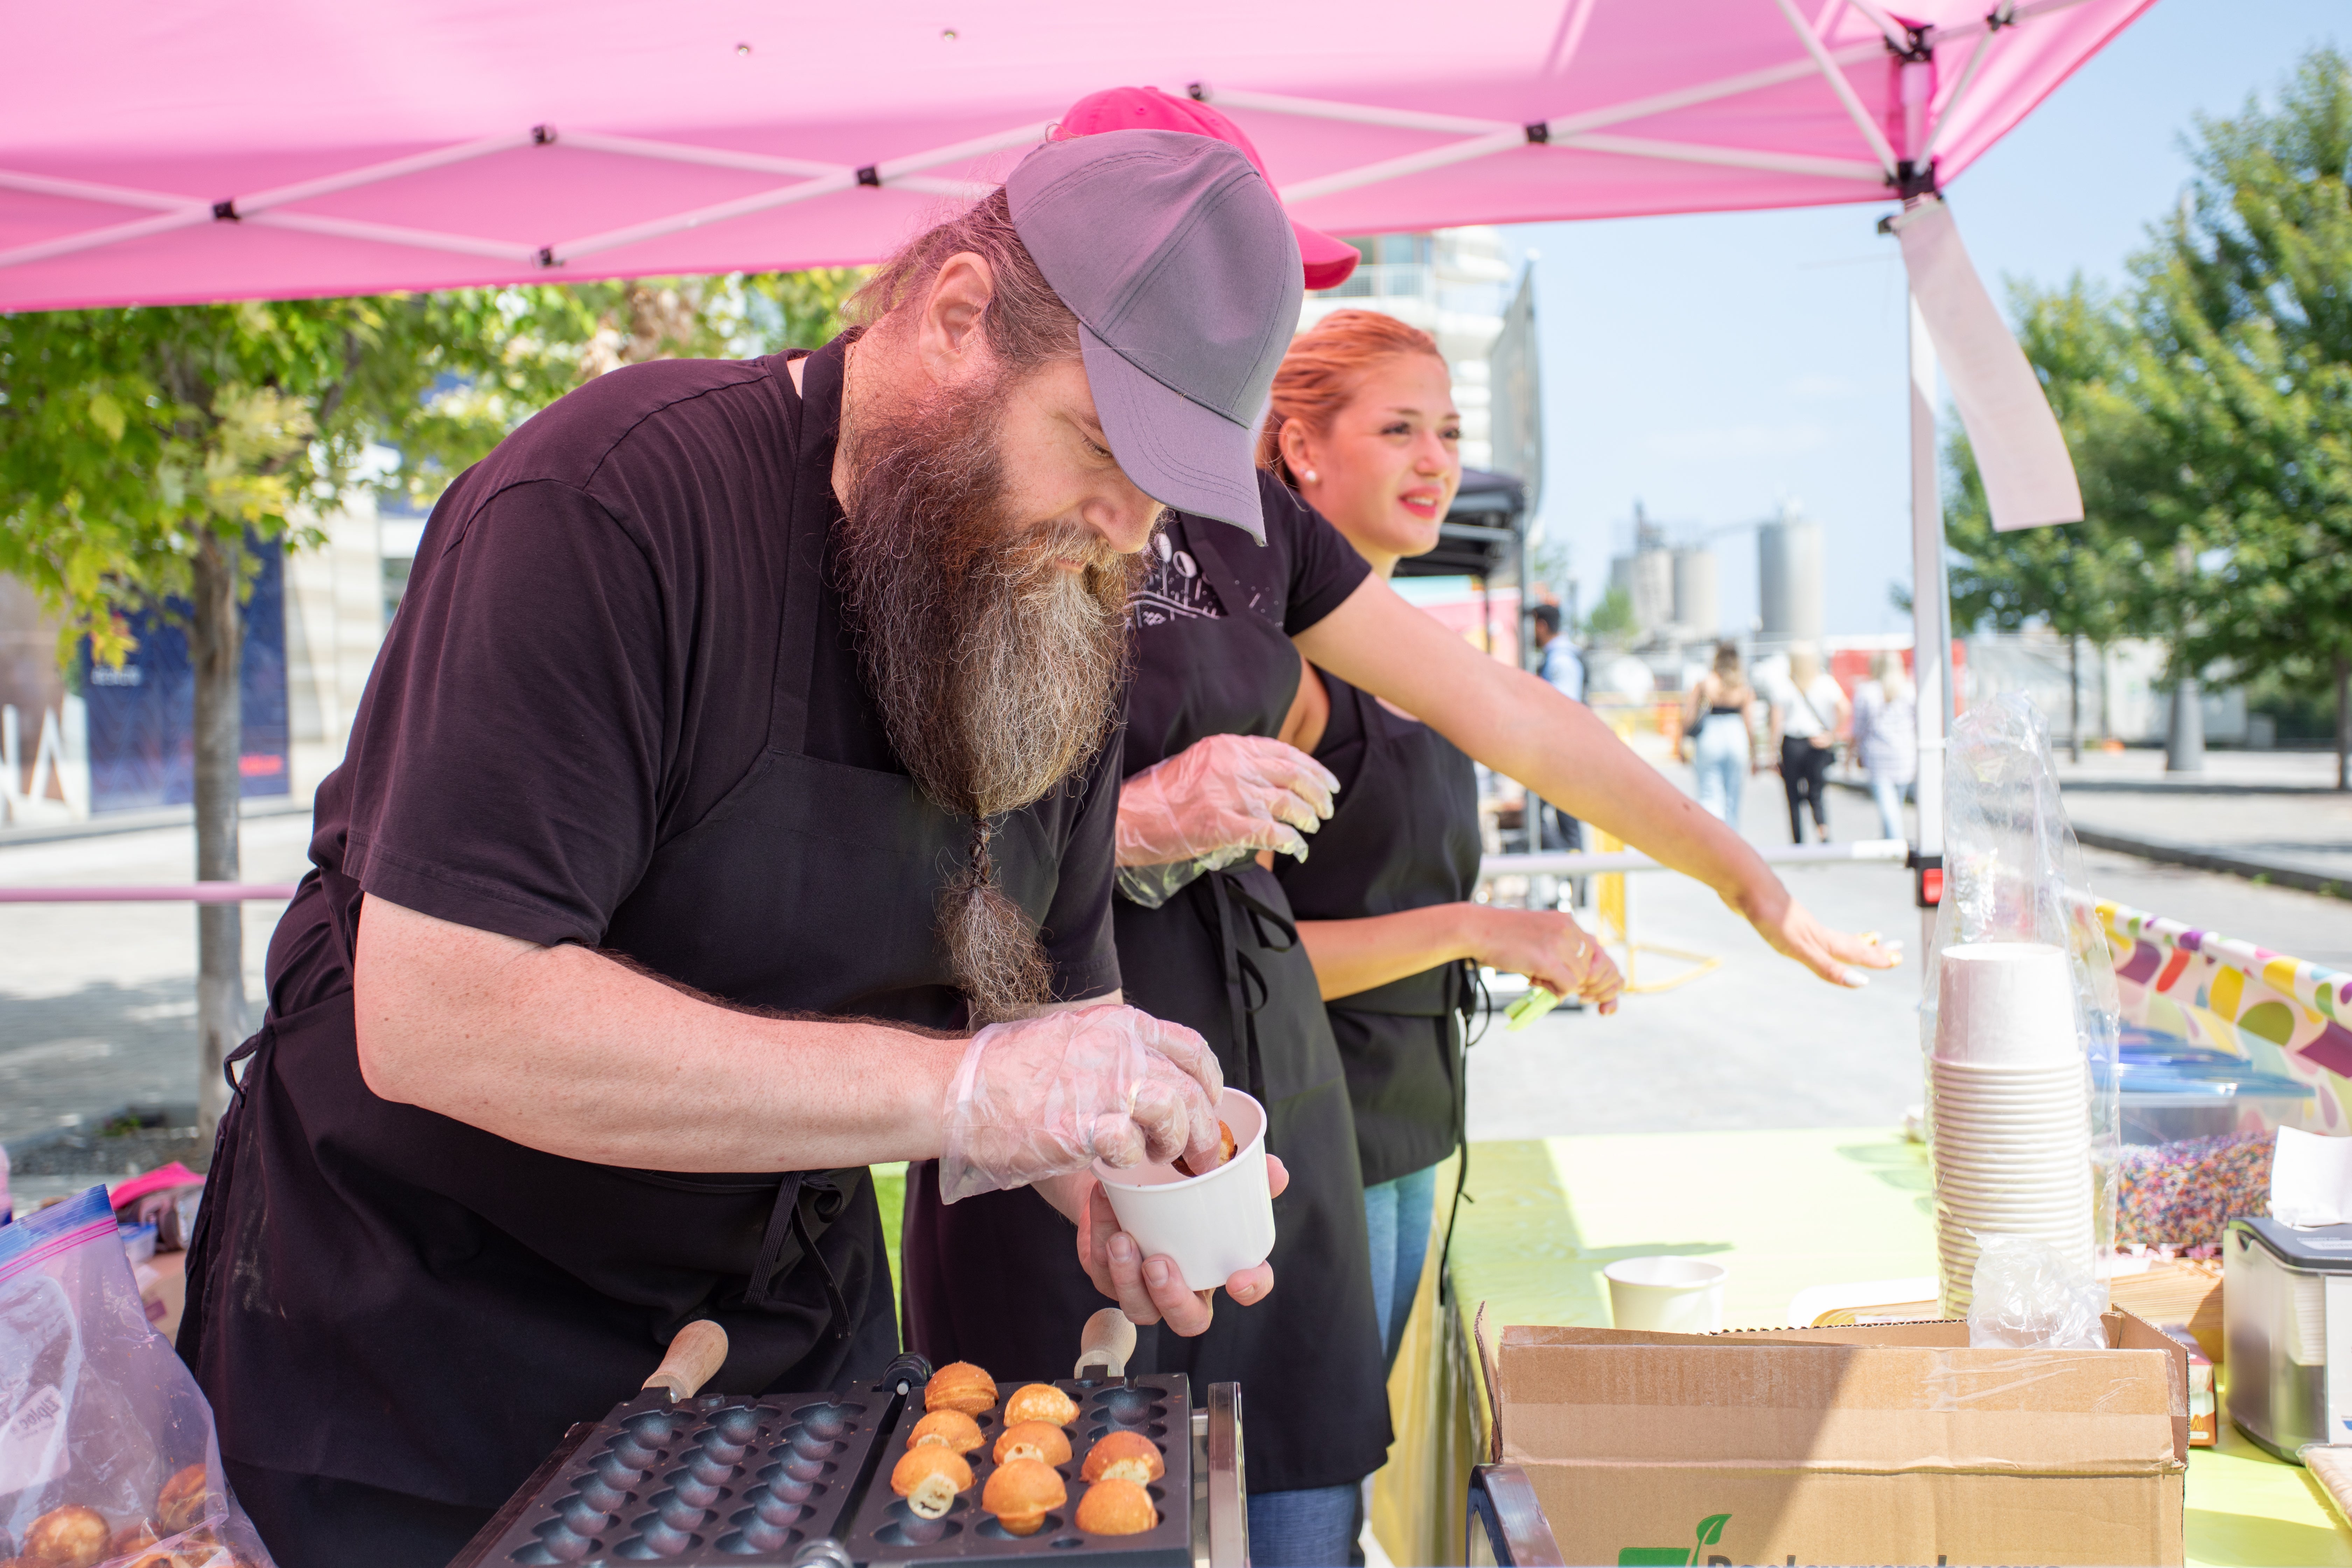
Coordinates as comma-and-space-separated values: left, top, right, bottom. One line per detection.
179, 342, 1079, 1552
903, 523, 1391, 1497
1275, 671, 1482, 1187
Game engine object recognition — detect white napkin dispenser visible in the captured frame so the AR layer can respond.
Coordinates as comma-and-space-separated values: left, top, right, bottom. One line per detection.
2225, 1217, 2352, 1460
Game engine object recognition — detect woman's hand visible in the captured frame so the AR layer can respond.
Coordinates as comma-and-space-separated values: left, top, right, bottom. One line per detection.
1462, 905, 1625, 1015
1729, 884, 1901, 987
1043, 1155, 1291, 1336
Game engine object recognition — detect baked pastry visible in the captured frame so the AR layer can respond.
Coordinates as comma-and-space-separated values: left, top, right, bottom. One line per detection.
1080, 1429, 1166, 1484
890, 1446, 973, 1520
1003, 1383, 1079, 1427
1175, 1120, 1238, 1178
23, 1507, 109, 1568
1076, 1477, 1158, 1535
108, 1524, 160, 1558
157, 1464, 215, 1535
992, 1421, 1073, 1466
923, 1361, 998, 1416
909, 1409, 985, 1455
981, 1457, 1066, 1536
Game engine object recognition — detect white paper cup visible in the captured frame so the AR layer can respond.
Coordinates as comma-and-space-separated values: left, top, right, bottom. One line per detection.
1093, 1088, 1274, 1288
1603, 1256, 1728, 1333
1935, 942, 2079, 1066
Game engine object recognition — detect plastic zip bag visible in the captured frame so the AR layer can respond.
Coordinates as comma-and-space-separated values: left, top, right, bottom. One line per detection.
1922, 693, 2121, 1306
0, 1186, 274, 1566
1966, 1233, 2107, 1351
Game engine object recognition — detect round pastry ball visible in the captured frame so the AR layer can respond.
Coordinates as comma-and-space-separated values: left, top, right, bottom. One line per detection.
1080, 1430, 1167, 1485
1077, 1478, 1158, 1536
991, 1421, 1073, 1467
108, 1524, 160, 1558
890, 1446, 973, 1521
157, 1464, 216, 1535
1003, 1383, 1079, 1428
982, 1457, 1066, 1537
23, 1507, 110, 1568
1175, 1119, 1239, 1178
923, 1362, 998, 1416
908, 1409, 985, 1455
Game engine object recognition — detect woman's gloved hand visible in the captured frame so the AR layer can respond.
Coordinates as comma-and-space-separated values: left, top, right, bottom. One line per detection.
1115, 734, 1340, 908
939, 1004, 1225, 1203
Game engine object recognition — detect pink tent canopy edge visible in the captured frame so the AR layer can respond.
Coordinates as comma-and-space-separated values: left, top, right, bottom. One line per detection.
0, 0, 2151, 313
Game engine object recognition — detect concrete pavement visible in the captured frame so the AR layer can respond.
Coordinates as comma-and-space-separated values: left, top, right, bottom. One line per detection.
7, 752, 2352, 1187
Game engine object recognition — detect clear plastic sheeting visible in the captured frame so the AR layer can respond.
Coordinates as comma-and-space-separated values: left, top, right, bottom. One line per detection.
1924, 693, 2123, 1309
1967, 1233, 2108, 1351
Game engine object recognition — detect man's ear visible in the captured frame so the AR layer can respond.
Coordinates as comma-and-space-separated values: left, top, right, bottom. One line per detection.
916, 252, 996, 386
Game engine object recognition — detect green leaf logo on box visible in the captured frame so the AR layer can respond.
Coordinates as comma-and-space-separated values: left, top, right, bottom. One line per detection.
1617, 1512, 1731, 1565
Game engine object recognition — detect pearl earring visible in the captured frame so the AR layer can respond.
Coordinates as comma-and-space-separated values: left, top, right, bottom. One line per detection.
1302, 468, 1318, 483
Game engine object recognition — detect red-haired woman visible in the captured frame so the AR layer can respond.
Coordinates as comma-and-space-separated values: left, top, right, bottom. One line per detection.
1265, 310, 1623, 1375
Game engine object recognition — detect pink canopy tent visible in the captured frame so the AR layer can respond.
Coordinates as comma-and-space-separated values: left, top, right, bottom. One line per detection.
4, 0, 2153, 933
3, 0, 2143, 310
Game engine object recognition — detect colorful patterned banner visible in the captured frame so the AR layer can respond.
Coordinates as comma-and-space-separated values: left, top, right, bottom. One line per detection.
2096, 898, 2352, 1132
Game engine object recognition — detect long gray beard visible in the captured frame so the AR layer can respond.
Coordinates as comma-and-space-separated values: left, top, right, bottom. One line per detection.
835, 373, 1142, 1022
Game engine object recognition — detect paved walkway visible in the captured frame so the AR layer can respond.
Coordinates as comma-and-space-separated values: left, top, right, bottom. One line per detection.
8, 754, 2352, 1173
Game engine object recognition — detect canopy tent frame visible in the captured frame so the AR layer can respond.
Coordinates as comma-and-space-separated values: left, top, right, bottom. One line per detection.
0, 0, 2074, 283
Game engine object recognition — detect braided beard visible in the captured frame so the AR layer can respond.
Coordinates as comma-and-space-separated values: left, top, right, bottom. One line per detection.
835, 370, 1142, 1023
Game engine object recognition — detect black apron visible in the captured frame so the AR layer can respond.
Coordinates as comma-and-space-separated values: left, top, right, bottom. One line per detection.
903, 523, 1392, 1497
180, 342, 1078, 1558
1276, 671, 1482, 1186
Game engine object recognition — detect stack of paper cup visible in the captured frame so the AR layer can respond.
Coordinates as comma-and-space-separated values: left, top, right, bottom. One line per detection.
1930, 941, 2092, 1312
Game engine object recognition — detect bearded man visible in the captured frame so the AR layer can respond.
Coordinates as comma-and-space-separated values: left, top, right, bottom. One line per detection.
178, 131, 1297, 1568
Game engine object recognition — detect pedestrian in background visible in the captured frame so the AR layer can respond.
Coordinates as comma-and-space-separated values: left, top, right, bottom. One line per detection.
1850, 651, 1918, 841
1682, 641, 1757, 831
1528, 605, 1585, 856
1768, 642, 1847, 844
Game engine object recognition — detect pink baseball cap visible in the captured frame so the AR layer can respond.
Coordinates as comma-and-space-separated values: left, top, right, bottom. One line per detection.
1051, 86, 1361, 292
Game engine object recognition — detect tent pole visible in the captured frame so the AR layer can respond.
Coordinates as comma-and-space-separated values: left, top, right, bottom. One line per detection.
1908, 290, 1949, 965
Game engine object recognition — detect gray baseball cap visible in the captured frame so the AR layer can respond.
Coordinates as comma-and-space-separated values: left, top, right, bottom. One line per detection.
1007, 129, 1304, 543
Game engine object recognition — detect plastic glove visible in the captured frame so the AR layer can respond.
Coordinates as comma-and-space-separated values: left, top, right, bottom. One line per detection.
939, 1004, 1224, 1204
1115, 734, 1340, 909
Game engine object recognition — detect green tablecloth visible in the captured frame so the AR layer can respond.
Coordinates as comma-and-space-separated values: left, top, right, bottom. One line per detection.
1375, 1129, 2352, 1568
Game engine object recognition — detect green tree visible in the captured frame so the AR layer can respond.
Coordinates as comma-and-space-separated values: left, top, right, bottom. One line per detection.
0, 292, 593, 1133
2127, 49, 2352, 786
1582, 584, 1638, 645
0, 267, 861, 1133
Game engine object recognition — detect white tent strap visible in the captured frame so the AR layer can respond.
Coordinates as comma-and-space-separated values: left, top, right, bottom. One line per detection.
0, 168, 187, 212
1559, 132, 1882, 183
1769, 0, 1901, 176
0, 118, 1044, 275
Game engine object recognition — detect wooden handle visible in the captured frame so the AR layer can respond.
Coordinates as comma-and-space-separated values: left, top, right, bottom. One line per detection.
1074, 1308, 1137, 1378
644, 1320, 729, 1402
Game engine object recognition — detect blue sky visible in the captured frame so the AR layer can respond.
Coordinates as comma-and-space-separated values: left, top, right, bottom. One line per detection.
1500, 0, 2347, 637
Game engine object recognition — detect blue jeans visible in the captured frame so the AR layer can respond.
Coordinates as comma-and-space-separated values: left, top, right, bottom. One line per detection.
1249, 1482, 1362, 1567
1692, 714, 1748, 831
1869, 774, 1913, 841
1364, 1162, 1441, 1370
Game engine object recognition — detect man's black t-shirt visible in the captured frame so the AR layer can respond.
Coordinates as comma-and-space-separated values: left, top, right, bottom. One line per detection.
270, 349, 1122, 1016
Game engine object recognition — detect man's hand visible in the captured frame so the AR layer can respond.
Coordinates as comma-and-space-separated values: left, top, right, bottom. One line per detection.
938, 1006, 1225, 1203
1732, 886, 1902, 987
1115, 734, 1338, 869
1041, 1157, 1289, 1336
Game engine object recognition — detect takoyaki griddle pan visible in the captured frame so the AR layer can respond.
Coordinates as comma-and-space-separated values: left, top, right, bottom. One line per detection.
448, 1322, 916, 1567
840, 1370, 1192, 1568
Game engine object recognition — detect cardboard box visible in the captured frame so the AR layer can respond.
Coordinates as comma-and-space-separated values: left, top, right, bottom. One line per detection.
1486, 1312, 2189, 1566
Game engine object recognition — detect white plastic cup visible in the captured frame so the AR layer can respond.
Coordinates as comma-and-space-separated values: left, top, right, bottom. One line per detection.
1603, 1256, 1728, 1333
1093, 1088, 1274, 1288
1935, 942, 2079, 1067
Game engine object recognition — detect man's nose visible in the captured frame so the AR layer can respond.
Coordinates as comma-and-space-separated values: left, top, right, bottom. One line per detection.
1086, 478, 1164, 554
